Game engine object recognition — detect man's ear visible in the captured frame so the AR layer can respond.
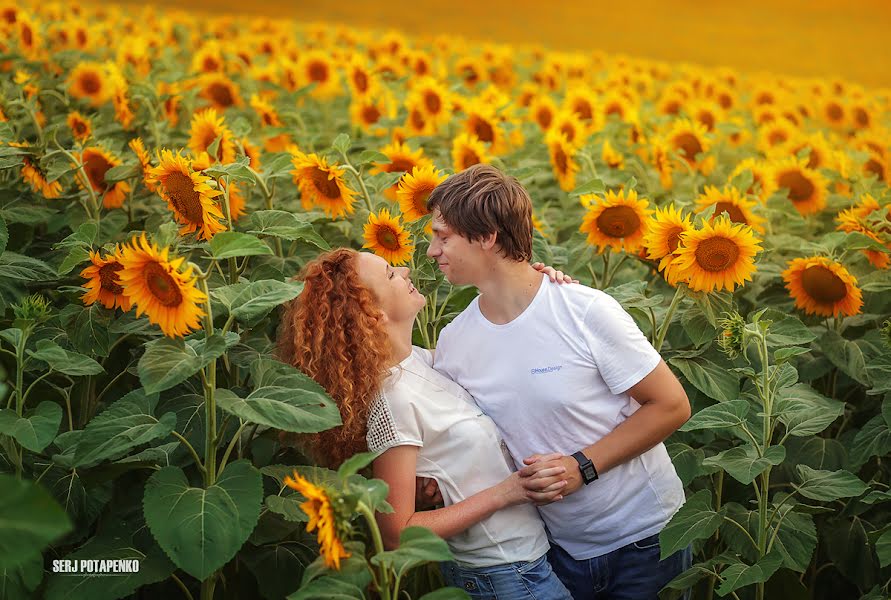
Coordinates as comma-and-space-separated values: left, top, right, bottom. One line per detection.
479, 231, 498, 251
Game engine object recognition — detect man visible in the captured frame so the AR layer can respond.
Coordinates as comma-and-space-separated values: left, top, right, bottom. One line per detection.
426, 164, 692, 600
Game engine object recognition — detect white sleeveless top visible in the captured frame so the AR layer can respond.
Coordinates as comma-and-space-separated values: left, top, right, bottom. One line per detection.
366, 346, 550, 567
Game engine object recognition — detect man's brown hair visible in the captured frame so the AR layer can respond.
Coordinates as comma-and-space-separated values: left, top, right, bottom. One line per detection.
426, 164, 533, 262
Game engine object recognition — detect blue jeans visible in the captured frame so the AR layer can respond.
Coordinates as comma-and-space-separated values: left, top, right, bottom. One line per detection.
440, 553, 572, 599
547, 534, 693, 600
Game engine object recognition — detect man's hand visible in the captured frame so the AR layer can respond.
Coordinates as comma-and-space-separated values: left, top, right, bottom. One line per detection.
519, 452, 583, 504
415, 477, 442, 510
532, 262, 579, 284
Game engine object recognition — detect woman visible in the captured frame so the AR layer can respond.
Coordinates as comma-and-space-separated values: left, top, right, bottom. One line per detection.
277, 247, 574, 600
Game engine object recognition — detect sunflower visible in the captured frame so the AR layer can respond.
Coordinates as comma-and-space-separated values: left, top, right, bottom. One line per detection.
372, 141, 432, 201
785, 132, 832, 170
564, 87, 597, 125
397, 164, 447, 222
601, 139, 624, 170
650, 138, 674, 191
77, 147, 130, 209
199, 73, 241, 111
21, 154, 62, 199
363, 208, 414, 265
528, 95, 557, 131
349, 92, 394, 136
666, 118, 714, 175
80, 249, 131, 311
672, 217, 762, 292
551, 109, 587, 148
67, 111, 92, 143
291, 152, 357, 218
836, 194, 891, 269
117, 233, 206, 338
403, 100, 435, 136
148, 150, 226, 240
684, 99, 723, 132
451, 132, 490, 172
299, 50, 341, 98
128, 137, 156, 192
601, 93, 636, 123
862, 152, 888, 184
644, 204, 694, 285
579, 189, 653, 254
345, 54, 376, 97
250, 93, 282, 128
771, 157, 827, 215
547, 130, 580, 192
108, 66, 134, 130
462, 99, 507, 154
818, 97, 847, 129
657, 94, 684, 116
730, 158, 776, 202
782, 256, 863, 317
241, 137, 262, 171
191, 41, 224, 74
16, 13, 38, 58
695, 186, 766, 234
409, 77, 451, 129
188, 108, 236, 164
158, 81, 181, 126
757, 120, 796, 154
284, 472, 350, 570
68, 62, 112, 107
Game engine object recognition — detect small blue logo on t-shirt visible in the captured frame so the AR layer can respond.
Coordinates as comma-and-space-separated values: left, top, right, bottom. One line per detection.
530, 365, 563, 375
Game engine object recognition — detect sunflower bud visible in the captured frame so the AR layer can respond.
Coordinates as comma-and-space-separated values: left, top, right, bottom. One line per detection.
13, 294, 51, 331
717, 310, 747, 359
881, 319, 891, 350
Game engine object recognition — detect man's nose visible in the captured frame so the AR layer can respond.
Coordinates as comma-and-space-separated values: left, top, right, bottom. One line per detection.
427, 240, 439, 257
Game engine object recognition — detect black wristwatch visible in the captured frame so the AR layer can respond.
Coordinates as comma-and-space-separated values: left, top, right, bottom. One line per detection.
572, 451, 599, 485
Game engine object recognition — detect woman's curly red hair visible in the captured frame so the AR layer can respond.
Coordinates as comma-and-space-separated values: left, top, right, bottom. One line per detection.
276, 248, 392, 468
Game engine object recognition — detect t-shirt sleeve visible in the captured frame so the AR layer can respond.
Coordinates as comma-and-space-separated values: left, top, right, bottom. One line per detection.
366, 391, 424, 453
582, 291, 662, 395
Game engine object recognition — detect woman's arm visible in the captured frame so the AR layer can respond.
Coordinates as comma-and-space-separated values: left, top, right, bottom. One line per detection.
373, 445, 566, 549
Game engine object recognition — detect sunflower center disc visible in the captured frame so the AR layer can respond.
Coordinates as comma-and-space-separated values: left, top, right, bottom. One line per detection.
854, 108, 869, 128
81, 73, 101, 94
674, 133, 703, 163
165, 172, 205, 224
827, 103, 843, 121
310, 168, 342, 199
596, 206, 642, 238
554, 146, 568, 174
864, 158, 885, 181
353, 70, 368, 93
308, 62, 328, 83
413, 186, 434, 215
537, 108, 553, 129
461, 149, 480, 169
472, 117, 495, 143
666, 227, 684, 253
144, 262, 183, 307
22, 24, 32, 46
410, 109, 425, 130
695, 236, 740, 272
713, 201, 748, 225
424, 91, 441, 114
801, 265, 847, 304
209, 83, 234, 108
379, 227, 400, 250
83, 152, 111, 192
389, 158, 414, 172
98, 262, 124, 294
363, 105, 381, 124
574, 101, 592, 121
699, 111, 715, 130
778, 170, 815, 202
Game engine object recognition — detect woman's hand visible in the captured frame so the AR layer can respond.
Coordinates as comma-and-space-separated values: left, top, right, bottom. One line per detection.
532, 262, 579, 284
497, 468, 567, 508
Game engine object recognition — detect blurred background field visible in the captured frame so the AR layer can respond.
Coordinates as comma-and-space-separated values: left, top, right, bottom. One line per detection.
120, 0, 891, 89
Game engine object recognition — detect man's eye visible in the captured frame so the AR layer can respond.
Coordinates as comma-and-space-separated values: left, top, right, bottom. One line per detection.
388, 271, 394, 279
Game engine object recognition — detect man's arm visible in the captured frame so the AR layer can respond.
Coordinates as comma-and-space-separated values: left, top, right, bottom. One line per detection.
518, 359, 690, 498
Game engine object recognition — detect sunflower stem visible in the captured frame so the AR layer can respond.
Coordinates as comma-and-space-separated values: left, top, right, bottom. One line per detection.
171, 431, 205, 474
601, 252, 611, 289
339, 153, 374, 213
218, 420, 247, 474
654, 284, 685, 352
53, 133, 101, 223
356, 501, 393, 600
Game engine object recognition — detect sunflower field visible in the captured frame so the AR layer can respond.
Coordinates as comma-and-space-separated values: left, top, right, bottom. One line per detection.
1, 1, 890, 599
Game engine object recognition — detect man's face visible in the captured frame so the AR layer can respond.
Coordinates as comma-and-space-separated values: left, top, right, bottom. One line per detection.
426, 210, 483, 286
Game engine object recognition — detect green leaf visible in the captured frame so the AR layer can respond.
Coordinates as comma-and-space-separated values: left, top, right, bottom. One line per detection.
248, 210, 330, 249
241, 541, 317, 600
819, 330, 869, 385
331, 133, 351, 155
765, 313, 816, 347
0, 474, 72, 570
659, 489, 725, 558
73, 389, 177, 467
715, 550, 783, 596
849, 414, 891, 468
143, 460, 262, 581
775, 384, 845, 437
371, 527, 454, 575
702, 445, 786, 485
771, 509, 817, 572
774, 347, 811, 362
28, 340, 104, 376
104, 164, 140, 183
0, 553, 44, 600
824, 517, 880, 588
669, 356, 739, 401
208, 231, 273, 259
265, 495, 309, 523
337, 451, 379, 479
667, 443, 715, 485
60, 304, 113, 358
215, 358, 340, 433
57, 246, 91, 275
680, 399, 749, 431
0, 216, 8, 256
212, 280, 305, 326
795, 466, 868, 502
289, 576, 365, 599
357, 150, 391, 165
138, 334, 235, 394
570, 178, 605, 196
0, 252, 56, 281
0, 402, 62, 452
876, 529, 891, 568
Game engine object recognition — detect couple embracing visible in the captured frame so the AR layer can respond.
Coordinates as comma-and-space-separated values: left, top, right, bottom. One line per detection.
277, 164, 692, 600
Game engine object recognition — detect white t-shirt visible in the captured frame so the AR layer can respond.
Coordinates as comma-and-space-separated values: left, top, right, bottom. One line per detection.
433, 274, 686, 560
366, 346, 550, 567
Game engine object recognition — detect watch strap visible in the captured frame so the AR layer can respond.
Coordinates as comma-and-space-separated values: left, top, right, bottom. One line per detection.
571, 451, 599, 484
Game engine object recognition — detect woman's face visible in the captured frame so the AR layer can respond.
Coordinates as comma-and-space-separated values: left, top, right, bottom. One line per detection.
355, 252, 426, 323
